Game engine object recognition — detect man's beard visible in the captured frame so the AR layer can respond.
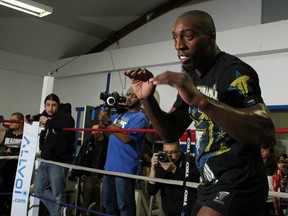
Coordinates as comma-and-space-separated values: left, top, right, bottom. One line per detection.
182, 63, 195, 74
127, 100, 141, 109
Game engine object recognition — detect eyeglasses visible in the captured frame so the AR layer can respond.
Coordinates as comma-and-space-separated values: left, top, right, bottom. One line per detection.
163, 149, 180, 155
9, 118, 20, 123
126, 93, 137, 98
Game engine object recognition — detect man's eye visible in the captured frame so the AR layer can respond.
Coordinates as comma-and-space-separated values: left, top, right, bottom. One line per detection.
184, 34, 194, 40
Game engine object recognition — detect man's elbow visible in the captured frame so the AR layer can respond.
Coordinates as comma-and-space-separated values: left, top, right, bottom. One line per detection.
258, 121, 276, 148
124, 136, 134, 144
260, 128, 276, 148
159, 127, 185, 143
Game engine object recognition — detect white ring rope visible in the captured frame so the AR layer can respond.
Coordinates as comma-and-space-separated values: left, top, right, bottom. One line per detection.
1, 155, 288, 199
36, 158, 288, 199
0, 155, 19, 160
2, 119, 288, 201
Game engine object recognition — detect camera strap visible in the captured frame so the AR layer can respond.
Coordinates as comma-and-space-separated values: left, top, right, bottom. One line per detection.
181, 129, 192, 216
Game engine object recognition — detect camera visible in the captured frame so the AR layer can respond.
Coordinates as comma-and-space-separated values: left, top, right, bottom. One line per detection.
158, 151, 169, 162
100, 91, 126, 107
25, 114, 32, 122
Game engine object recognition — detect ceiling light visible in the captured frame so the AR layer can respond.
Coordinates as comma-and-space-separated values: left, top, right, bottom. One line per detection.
0, 0, 52, 17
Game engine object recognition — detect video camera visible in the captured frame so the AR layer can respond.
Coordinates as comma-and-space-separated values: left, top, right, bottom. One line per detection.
100, 91, 126, 107
99, 91, 128, 114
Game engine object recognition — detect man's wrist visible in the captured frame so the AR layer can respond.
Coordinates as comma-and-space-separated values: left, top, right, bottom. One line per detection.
103, 119, 112, 127
171, 166, 177, 173
168, 165, 177, 173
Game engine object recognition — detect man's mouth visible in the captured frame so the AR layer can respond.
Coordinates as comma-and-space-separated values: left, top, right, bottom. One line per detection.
178, 55, 190, 63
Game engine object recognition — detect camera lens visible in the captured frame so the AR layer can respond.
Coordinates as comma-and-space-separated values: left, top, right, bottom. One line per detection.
106, 96, 116, 106
158, 152, 168, 162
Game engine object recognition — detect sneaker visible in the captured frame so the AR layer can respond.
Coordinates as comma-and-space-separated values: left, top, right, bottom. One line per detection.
29, 183, 34, 194
62, 207, 72, 216
88, 202, 97, 210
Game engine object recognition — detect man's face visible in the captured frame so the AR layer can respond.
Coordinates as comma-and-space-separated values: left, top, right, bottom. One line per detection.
45, 100, 59, 116
126, 90, 140, 108
260, 148, 271, 160
163, 143, 181, 163
9, 115, 22, 130
172, 16, 213, 71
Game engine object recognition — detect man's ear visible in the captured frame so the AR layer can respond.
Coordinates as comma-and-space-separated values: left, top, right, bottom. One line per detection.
210, 31, 216, 41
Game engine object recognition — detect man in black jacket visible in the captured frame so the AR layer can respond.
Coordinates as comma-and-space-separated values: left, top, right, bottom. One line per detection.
32, 93, 75, 216
147, 141, 200, 216
75, 124, 108, 215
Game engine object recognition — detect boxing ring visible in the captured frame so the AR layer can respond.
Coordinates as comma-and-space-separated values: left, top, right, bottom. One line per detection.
0, 119, 288, 216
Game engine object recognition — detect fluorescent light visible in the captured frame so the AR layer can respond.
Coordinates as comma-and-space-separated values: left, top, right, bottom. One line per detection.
0, 0, 52, 17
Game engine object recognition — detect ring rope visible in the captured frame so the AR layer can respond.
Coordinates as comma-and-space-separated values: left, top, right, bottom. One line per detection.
0, 119, 24, 124
2, 151, 288, 205
1, 119, 287, 133
37, 158, 288, 199
1, 120, 288, 208
63, 127, 288, 134
0, 155, 19, 160
30, 193, 112, 216
38, 158, 200, 189
63, 127, 158, 133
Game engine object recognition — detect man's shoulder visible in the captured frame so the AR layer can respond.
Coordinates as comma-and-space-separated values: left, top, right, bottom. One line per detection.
3, 129, 14, 137
126, 110, 148, 120
57, 103, 74, 118
217, 52, 254, 71
59, 103, 72, 112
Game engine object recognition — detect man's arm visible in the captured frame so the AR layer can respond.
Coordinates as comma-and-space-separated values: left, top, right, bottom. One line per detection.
148, 153, 157, 184
124, 69, 191, 142
146, 153, 160, 195
148, 71, 275, 147
196, 97, 275, 147
141, 96, 192, 143
125, 69, 275, 147
44, 114, 75, 129
98, 111, 135, 144
106, 123, 133, 144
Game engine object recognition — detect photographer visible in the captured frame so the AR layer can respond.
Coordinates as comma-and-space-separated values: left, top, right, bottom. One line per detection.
99, 88, 149, 216
147, 141, 200, 216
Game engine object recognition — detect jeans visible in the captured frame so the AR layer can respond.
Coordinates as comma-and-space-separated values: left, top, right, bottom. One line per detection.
102, 175, 136, 216
34, 162, 68, 216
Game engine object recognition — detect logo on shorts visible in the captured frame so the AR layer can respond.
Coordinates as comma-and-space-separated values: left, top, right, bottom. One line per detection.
213, 191, 230, 205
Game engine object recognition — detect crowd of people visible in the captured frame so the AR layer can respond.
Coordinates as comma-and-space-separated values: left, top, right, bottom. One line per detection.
0, 9, 287, 216
0, 112, 24, 215
0, 94, 76, 216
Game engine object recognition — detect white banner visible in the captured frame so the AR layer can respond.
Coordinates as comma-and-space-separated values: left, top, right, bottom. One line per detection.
11, 122, 39, 216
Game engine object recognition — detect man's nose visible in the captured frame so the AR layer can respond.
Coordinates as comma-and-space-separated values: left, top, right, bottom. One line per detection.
174, 38, 186, 50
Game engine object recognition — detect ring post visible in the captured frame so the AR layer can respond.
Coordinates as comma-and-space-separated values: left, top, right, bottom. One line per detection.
11, 122, 40, 216
181, 129, 191, 216
28, 75, 54, 216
